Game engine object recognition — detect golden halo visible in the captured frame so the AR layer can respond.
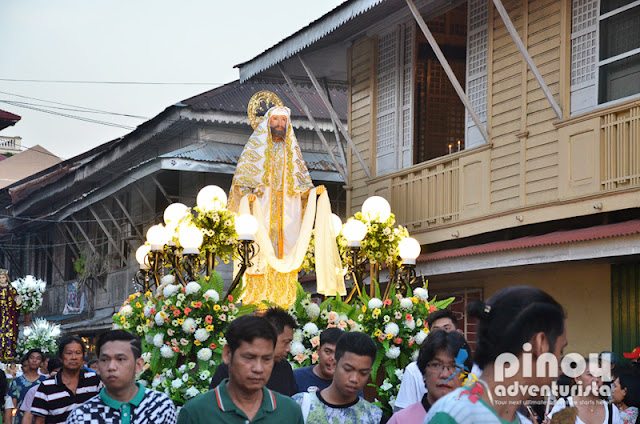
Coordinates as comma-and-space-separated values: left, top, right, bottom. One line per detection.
247, 91, 283, 130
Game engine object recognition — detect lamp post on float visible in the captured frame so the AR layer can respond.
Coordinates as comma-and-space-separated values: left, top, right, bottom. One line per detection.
360, 196, 391, 296
133, 245, 152, 292
343, 218, 367, 301
225, 214, 258, 299
385, 237, 421, 299
144, 224, 171, 290
196, 185, 227, 274
178, 225, 204, 281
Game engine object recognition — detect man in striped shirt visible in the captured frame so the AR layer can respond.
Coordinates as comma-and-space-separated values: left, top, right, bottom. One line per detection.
32, 336, 102, 424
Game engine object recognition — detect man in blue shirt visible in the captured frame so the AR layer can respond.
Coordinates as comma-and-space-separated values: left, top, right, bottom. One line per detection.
293, 328, 343, 394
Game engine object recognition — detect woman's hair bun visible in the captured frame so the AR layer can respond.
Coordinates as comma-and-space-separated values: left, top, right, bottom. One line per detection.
467, 300, 491, 320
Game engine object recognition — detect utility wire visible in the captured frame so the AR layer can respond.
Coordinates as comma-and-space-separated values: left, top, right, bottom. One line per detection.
0, 78, 224, 86
0, 99, 149, 120
0, 100, 136, 130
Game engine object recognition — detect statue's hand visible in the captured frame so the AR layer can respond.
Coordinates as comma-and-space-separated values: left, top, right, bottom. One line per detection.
248, 194, 257, 202
316, 185, 326, 195
15, 295, 23, 307
253, 184, 266, 198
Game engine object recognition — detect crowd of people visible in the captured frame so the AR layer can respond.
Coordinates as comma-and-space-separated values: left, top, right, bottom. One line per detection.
0, 285, 637, 424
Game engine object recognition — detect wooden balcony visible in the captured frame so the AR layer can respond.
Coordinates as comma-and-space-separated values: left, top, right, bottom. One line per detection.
364, 100, 640, 244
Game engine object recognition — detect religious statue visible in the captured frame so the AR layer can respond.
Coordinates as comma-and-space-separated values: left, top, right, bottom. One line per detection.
0, 270, 22, 361
228, 91, 345, 306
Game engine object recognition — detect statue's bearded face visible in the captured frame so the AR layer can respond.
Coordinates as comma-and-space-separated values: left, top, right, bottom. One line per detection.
269, 114, 287, 140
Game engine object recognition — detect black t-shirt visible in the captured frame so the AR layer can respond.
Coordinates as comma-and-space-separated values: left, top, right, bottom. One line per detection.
208, 359, 297, 397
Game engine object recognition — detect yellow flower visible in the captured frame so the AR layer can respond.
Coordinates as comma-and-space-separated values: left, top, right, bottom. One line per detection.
423, 328, 429, 334
374, 330, 382, 337
362, 305, 367, 313
194, 340, 201, 346
129, 294, 136, 301
411, 297, 418, 304
386, 333, 393, 340
136, 302, 142, 308
177, 318, 184, 325
372, 308, 381, 317
120, 316, 125, 323
213, 305, 221, 311
145, 291, 152, 297
206, 325, 214, 332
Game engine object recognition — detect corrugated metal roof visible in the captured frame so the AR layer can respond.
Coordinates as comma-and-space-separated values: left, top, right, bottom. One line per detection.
182, 79, 347, 121
161, 141, 343, 173
237, 0, 388, 81
417, 220, 640, 263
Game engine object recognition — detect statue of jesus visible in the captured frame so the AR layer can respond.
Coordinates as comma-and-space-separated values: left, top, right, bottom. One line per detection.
228, 96, 345, 306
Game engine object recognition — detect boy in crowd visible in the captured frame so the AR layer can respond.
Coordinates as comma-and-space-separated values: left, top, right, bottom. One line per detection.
20, 358, 62, 424
293, 332, 384, 424
210, 307, 297, 396
294, 328, 343, 393
180, 315, 303, 424
10, 349, 46, 424
66, 330, 176, 424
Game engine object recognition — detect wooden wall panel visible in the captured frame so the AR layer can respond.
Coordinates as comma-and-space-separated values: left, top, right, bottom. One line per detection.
348, 36, 376, 213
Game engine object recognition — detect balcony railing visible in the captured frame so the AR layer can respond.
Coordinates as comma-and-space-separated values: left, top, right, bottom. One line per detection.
601, 105, 640, 190
391, 157, 460, 230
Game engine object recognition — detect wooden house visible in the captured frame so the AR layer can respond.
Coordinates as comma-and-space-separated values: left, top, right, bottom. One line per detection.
236, 0, 640, 355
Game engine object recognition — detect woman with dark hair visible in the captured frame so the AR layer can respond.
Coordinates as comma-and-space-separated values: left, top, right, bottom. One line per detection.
612, 367, 640, 423
424, 286, 568, 424
549, 356, 622, 424
389, 330, 472, 424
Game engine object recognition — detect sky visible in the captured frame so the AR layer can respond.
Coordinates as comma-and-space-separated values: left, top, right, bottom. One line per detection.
0, 0, 345, 160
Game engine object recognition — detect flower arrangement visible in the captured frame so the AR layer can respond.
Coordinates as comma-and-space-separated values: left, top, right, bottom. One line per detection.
17, 318, 61, 357
113, 271, 254, 405
286, 282, 453, 415
12, 275, 46, 313
184, 207, 238, 265
347, 211, 409, 268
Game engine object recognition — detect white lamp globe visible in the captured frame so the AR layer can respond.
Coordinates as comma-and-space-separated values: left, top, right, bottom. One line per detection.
164, 203, 189, 225
135, 245, 151, 269
146, 224, 171, 251
196, 185, 227, 212
178, 226, 204, 255
398, 237, 421, 265
235, 214, 258, 241
361, 196, 391, 222
331, 214, 343, 238
343, 219, 367, 247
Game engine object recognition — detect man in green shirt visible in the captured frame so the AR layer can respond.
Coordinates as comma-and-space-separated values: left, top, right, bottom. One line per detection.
178, 315, 303, 424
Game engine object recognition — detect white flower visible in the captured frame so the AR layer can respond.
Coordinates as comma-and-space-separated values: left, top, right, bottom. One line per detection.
403, 319, 416, 330
411, 350, 420, 361
384, 322, 400, 337
163, 284, 179, 298
160, 345, 174, 358
141, 352, 151, 363
380, 379, 393, 391
145, 334, 153, 343
23, 328, 32, 337
178, 365, 187, 373
204, 289, 220, 303
197, 348, 212, 361
386, 346, 401, 359
399, 298, 413, 310
305, 303, 320, 319
194, 328, 209, 342
185, 386, 200, 399
177, 293, 185, 301
182, 374, 189, 382
302, 323, 319, 336
161, 275, 176, 285
120, 305, 133, 317
143, 307, 153, 317
415, 330, 428, 345
394, 369, 404, 381
290, 341, 305, 356
154, 312, 166, 326
414, 288, 429, 301
293, 329, 303, 342
153, 334, 164, 348
171, 379, 183, 389
152, 375, 164, 388
185, 282, 201, 295
368, 298, 383, 309
182, 318, 196, 334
